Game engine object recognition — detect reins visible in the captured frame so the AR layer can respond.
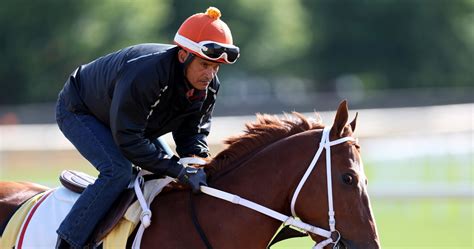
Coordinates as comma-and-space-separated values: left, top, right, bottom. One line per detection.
189, 192, 213, 249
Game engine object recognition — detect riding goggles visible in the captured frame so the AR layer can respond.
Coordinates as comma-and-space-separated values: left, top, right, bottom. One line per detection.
174, 33, 240, 64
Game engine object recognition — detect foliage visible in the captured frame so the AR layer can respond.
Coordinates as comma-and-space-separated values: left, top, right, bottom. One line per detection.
0, 0, 170, 103
0, 0, 473, 104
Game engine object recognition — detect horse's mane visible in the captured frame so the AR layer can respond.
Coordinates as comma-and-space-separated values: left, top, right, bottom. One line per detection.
206, 112, 324, 177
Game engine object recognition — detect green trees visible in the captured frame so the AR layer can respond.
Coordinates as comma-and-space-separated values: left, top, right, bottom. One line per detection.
1, 0, 472, 104
0, 0, 169, 104
305, 0, 474, 90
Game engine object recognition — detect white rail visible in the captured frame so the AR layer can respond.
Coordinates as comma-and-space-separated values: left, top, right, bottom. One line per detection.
0, 103, 472, 151
1, 104, 472, 198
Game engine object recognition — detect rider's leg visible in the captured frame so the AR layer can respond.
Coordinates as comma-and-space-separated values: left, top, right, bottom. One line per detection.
55, 96, 132, 248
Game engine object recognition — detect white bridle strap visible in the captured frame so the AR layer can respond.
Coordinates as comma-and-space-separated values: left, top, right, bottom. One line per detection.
201, 186, 332, 238
199, 126, 355, 245
290, 129, 329, 217
290, 127, 355, 232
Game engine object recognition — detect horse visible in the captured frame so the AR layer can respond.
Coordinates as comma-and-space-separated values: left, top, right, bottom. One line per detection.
0, 100, 380, 249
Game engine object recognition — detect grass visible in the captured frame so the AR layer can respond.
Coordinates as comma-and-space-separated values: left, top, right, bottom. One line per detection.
271, 199, 473, 249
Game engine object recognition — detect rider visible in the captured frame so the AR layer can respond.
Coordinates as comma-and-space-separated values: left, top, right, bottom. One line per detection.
55, 7, 239, 249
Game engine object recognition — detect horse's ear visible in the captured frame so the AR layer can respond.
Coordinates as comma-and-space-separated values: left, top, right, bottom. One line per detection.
330, 100, 349, 138
350, 112, 358, 132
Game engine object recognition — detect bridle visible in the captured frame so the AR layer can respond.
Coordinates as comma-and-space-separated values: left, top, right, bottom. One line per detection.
201, 126, 356, 248
290, 126, 355, 248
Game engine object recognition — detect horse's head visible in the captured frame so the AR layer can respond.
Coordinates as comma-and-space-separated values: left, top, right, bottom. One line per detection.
294, 100, 380, 249
205, 100, 379, 248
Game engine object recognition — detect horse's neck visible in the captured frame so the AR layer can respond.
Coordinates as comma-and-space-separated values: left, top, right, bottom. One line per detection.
141, 132, 319, 249
209, 132, 316, 247
226, 132, 316, 205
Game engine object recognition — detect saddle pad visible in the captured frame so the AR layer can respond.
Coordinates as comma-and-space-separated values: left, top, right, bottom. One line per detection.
103, 177, 174, 249
10, 177, 173, 249
0, 191, 48, 249
15, 187, 79, 249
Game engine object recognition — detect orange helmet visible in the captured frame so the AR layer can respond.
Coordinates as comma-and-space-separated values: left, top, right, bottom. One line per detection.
174, 7, 240, 64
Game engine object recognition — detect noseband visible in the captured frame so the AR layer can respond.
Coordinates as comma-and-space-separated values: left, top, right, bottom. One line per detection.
201, 126, 355, 248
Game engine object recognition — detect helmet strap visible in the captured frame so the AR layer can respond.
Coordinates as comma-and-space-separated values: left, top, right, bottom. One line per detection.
181, 51, 197, 92
182, 51, 195, 73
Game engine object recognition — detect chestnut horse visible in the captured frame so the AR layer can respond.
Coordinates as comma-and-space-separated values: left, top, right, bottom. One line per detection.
0, 101, 380, 249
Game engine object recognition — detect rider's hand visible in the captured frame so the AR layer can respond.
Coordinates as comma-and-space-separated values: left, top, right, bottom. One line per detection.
177, 167, 207, 193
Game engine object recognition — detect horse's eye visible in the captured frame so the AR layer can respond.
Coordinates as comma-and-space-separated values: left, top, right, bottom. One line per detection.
342, 174, 354, 185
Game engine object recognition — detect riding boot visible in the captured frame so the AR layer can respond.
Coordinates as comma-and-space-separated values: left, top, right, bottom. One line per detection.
55, 236, 71, 249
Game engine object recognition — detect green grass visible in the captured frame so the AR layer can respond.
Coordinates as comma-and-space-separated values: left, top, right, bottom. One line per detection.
0, 150, 98, 185
375, 199, 473, 249
363, 154, 473, 186
271, 199, 473, 249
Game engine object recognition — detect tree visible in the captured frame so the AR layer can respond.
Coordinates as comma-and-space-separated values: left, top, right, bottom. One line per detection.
0, 0, 170, 104
303, 0, 474, 90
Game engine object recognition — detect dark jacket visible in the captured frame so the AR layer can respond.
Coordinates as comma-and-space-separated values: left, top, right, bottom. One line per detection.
59, 44, 219, 176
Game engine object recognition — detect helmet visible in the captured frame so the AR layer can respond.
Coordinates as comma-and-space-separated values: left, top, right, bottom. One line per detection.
174, 7, 240, 64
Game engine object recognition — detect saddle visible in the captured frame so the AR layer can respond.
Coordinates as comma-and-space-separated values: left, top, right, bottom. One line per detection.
59, 170, 137, 244
59, 170, 96, 193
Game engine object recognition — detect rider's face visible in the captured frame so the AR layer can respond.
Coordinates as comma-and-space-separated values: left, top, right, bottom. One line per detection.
179, 50, 220, 90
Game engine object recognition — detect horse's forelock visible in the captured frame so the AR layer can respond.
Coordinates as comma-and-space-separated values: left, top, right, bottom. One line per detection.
206, 112, 324, 177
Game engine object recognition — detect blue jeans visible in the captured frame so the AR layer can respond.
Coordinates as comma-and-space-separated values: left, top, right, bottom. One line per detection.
55, 95, 133, 248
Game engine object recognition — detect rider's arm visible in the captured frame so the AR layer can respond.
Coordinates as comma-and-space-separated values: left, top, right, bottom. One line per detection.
109, 66, 183, 177
172, 110, 212, 158
172, 82, 219, 158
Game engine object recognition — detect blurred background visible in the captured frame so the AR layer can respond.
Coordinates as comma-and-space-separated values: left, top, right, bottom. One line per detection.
0, 0, 472, 248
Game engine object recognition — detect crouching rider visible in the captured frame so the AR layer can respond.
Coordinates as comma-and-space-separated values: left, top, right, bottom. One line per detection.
55, 7, 240, 248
